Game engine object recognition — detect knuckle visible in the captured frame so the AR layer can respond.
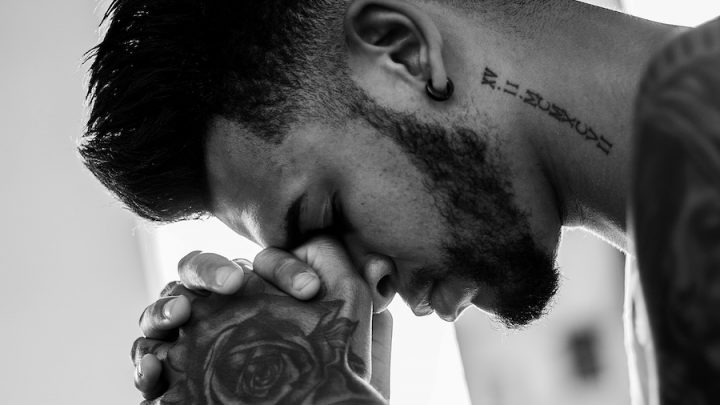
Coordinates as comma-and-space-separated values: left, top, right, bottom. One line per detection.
274, 256, 305, 279
181, 252, 227, 286
131, 337, 145, 363
150, 299, 168, 322
139, 298, 173, 336
336, 276, 362, 296
253, 247, 277, 267
159, 281, 185, 298
195, 253, 222, 275
331, 275, 369, 304
177, 250, 202, 269
131, 338, 159, 364
138, 303, 155, 328
232, 257, 253, 269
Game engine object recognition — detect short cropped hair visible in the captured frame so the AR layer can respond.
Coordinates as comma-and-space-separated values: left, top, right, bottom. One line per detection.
80, 0, 345, 222
80, 0, 550, 223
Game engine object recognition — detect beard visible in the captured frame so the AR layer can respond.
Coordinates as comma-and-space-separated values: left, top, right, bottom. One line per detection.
347, 92, 559, 329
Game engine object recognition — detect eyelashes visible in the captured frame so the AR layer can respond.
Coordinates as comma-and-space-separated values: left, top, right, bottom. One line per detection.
305, 193, 349, 239
298, 193, 353, 245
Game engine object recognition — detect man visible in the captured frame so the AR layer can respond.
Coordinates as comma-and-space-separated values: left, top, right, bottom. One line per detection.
79, 0, 720, 403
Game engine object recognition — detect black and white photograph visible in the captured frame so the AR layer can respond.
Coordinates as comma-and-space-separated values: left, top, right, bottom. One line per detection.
1, 0, 719, 404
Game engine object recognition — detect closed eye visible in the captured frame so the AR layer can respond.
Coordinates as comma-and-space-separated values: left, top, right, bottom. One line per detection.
303, 193, 351, 241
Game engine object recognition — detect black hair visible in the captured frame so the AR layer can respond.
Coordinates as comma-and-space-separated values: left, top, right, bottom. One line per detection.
80, 0, 344, 222
79, 0, 549, 222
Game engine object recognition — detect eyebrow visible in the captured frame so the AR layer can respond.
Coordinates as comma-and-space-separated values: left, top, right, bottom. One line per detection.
283, 192, 306, 249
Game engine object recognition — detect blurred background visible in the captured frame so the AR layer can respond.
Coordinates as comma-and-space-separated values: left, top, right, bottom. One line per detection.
1, 0, 719, 404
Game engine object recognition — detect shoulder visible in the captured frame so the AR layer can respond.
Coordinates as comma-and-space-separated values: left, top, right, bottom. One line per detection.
631, 15, 720, 405
639, 17, 720, 96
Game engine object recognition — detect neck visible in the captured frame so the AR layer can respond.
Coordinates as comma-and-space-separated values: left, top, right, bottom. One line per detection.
445, 1, 683, 252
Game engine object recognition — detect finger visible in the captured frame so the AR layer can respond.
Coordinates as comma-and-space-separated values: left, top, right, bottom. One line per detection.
134, 354, 168, 400
294, 237, 373, 366
158, 280, 208, 299
292, 236, 362, 287
131, 339, 170, 398
178, 251, 245, 294
139, 295, 191, 339
253, 247, 321, 300
131, 337, 169, 367
159, 280, 185, 298
370, 310, 393, 400
293, 237, 370, 303
234, 265, 285, 297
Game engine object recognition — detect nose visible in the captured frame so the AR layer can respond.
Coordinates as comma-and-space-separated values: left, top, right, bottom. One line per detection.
361, 254, 397, 313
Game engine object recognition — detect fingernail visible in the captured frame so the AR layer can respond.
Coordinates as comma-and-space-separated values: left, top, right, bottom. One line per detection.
162, 297, 178, 320
292, 272, 318, 292
232, 258, 253, 270
213, 266, 244, 292
138, 354, 149, 378
214, 266, 235, 287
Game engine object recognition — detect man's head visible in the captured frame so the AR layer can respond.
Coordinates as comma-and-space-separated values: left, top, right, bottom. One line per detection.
82, 0, 567, 327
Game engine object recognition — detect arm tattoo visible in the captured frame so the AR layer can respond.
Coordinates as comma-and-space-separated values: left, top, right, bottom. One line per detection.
481, 66, 613, 155
151, 296, 385, 405
632, 17, 720, 405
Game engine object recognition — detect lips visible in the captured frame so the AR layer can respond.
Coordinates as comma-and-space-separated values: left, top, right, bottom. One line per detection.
403, 274, 475, 320
407, 283, 435, 316
431, 285, 459, 322
429, 281, 474, 322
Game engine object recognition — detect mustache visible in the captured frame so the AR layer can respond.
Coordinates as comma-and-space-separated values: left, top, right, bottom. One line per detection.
408, 265, 446, 292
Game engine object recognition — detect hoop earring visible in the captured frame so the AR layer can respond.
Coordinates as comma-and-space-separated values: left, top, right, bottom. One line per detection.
425, 77, 454, 102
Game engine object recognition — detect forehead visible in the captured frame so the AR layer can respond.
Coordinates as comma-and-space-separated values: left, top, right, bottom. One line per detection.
204, 117, 299, 246
203, 114, 442, 253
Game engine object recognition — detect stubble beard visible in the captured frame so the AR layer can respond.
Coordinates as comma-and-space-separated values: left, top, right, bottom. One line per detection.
348, 91, 560, 328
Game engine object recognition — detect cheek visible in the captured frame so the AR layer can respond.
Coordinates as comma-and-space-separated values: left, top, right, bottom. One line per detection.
332, 131, 448, 262
343, 178, 447, 262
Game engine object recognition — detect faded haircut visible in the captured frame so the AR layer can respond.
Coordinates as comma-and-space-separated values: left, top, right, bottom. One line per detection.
79, 0, 552, 223
80, 0, 346, 222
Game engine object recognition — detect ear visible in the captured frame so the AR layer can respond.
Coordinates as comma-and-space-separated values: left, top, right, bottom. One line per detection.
345, 0, 449, 96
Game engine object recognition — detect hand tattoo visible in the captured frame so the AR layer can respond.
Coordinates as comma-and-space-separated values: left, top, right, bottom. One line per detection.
151, 295, 385, 405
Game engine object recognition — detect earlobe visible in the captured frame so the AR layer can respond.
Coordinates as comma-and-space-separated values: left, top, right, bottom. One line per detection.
345, 0, 450, 95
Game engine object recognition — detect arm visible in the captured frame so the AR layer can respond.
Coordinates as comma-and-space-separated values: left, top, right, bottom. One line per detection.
632, 16, 720, 405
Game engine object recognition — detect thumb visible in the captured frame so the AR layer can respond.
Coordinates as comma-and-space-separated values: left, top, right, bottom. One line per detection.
292, 236, 367, 290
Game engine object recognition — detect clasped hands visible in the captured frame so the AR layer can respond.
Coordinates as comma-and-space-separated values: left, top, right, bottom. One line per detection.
131, 236, 393, 404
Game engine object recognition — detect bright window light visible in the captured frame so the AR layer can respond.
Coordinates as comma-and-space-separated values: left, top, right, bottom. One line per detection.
624, 0, 720, 26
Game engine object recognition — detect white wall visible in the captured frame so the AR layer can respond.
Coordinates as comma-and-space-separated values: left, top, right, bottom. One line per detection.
624, 0, 720, 26
0, 2, 148, 404
456, 229, 629, 405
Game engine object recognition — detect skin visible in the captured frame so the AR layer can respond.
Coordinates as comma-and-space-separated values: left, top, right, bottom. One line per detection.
203, 0, 676, 319
128, 1, 720, 404
135, 237, 389, 404
630, 18, 720, 404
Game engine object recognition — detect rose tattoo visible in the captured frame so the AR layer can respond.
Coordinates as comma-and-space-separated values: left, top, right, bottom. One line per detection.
154, 295, 384, 405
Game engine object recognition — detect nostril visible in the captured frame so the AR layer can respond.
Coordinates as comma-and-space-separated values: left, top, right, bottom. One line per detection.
377, 275, 395, 299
